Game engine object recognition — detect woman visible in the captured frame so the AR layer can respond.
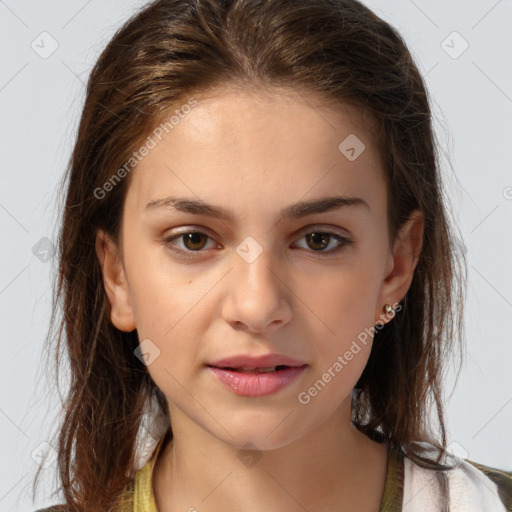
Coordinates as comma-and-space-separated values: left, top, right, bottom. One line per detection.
33, 0, 512, 510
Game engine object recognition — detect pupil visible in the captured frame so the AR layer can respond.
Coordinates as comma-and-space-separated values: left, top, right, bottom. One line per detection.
307, 232, 328, 250
185, 232, 206, 250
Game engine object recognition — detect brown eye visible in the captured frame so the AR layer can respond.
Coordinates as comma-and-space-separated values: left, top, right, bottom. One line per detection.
163, 227, 352, 261
293, 229, 351, 255
305, 232, 331, 251
181, 232, 209, 251
163, 230, 216, 259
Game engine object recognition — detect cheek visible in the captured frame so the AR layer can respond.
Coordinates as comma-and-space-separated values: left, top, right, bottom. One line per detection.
303, 316, 374, 411
133, 285, 204, 356
306, 269, 379, 379
136, 304, 206, 406
312, 267, 379, 331
125, 242, 201, 334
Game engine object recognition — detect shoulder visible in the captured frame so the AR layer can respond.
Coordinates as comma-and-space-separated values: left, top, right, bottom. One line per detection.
465, 459, 512, 510
403, 455, 512, 511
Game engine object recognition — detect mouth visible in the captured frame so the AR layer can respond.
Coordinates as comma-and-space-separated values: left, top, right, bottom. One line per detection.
207, 364, 300, 373
206, 364, 308, 396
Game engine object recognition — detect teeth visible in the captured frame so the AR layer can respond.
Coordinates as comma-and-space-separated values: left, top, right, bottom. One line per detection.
236, 366, 277, 373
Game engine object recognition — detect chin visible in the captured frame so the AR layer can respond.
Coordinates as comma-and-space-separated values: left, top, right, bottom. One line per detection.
208, 419, 307, 452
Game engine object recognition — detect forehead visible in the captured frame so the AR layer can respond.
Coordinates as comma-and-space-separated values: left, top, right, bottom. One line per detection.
126, 86, 385, 215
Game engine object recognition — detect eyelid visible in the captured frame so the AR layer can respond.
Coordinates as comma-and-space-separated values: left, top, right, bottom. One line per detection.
296, 224, 351, 238
164, 223, 350, 239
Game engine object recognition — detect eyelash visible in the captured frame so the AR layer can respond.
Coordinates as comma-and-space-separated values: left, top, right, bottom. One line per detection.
162, 228, 352, 260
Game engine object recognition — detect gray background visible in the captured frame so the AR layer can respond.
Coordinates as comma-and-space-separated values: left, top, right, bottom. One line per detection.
1, 0, 511, 510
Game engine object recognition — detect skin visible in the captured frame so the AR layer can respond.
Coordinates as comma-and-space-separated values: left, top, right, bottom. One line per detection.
95, 86, 424, 512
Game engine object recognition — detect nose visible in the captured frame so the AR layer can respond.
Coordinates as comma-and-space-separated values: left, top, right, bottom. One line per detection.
221, 242, 293, 334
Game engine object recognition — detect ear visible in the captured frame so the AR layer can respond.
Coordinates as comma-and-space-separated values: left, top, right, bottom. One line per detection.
95, 228, 137, 332
375, 209, 424, 325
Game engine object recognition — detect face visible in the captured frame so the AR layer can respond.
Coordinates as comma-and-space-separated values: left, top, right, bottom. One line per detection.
96, 86, 423, 451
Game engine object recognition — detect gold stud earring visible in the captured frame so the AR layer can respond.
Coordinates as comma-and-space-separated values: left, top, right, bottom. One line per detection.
383, 304, 394, 315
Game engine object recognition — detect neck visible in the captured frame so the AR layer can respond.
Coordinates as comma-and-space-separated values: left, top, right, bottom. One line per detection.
152, 403, 388, 512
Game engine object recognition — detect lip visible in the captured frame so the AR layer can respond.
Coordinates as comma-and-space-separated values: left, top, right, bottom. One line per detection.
208, 353, 307, 370
207, 365, 308, 397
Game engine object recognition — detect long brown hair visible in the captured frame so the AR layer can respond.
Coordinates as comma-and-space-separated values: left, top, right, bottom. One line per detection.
33, 0, 467, 510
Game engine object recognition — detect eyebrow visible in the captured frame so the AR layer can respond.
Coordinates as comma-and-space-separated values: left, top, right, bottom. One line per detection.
144, 194, 370, 221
